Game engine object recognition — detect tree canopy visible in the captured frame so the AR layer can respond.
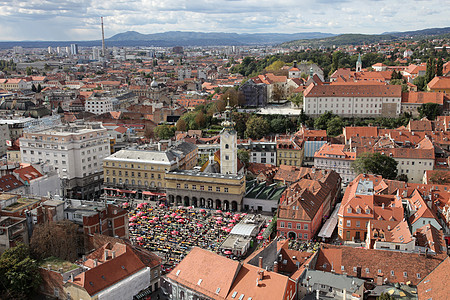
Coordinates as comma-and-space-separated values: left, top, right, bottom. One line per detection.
244, 116, 270, 139
352, 152, 398, 180
0, 244, 41, 299
154, 124, 176, 140
418, 103, 441, 120
30, 220, 79, 262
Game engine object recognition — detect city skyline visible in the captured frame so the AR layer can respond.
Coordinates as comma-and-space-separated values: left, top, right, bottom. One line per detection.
0, 0, 448, 41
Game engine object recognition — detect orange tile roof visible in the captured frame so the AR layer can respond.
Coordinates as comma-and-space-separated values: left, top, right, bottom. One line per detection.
417, 257, 450, 299
401, 91, 445, 104
414, 224, 446, 254
316, 244, 446, 285
428, 76, 450, 90
167, 247, 240, 300
71, 244, 146, 296
304, 84, 401, 98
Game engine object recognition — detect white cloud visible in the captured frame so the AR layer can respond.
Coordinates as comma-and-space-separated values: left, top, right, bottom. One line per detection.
0, 0, 448, 40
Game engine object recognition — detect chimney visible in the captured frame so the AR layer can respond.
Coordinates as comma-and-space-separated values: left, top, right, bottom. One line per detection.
382, 203, 385, 209
70, 274, 74, 282
104, 249, 108, 261
258, 256, 263, 268
273, 261, 279, 273
112, 251, 116, 259
94, 259, 98, 267
316, 289, 320, 300
258, 270, 264, 281
343, 288, 347, 300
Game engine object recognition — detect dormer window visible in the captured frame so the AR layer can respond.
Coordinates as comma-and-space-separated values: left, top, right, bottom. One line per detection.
356, 207, 361, 214
347, 207, 352, 213
365, 208, 370, 214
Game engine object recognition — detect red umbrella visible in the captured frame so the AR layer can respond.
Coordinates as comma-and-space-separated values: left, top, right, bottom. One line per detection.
163, 214, 170, 219
216, 210, 222, 214
216, 220, 223, 225
171, 231, 179, 235
216, 216, 223, 220
153, 217, 159, 221
224, 250, 232, 255
199, 209, 206, 213
136, 236, 144, 241
197, 223, 204, 228
230, 219, 236, 223
228, 223, 233, 227
257, 235, 263, 240
159, 203, 165, 207
225, 212, 232, 216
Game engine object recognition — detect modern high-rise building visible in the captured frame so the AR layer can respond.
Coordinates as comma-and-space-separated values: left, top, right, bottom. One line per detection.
70, 44, 79, 55
19, 122, 110, 199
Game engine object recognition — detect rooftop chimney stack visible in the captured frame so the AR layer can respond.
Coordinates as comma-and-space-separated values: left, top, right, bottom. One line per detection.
273, 261, 279, 273
258, 256, 263, 268
104, 249, 108, 261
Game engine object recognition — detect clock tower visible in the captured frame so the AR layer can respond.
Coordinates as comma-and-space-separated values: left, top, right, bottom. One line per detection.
220, 98, 237, 175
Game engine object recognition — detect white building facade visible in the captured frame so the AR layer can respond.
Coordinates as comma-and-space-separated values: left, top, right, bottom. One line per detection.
19, 122, 110, 199
303, 84, 402, 118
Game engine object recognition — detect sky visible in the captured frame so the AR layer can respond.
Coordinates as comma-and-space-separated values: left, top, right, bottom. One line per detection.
0, 0, 448, 41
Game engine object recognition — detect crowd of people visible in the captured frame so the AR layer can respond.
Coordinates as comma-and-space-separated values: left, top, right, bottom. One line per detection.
127, 202, 247, 272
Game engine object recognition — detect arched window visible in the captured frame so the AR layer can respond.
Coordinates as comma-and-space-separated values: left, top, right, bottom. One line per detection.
225, 144, 229, 149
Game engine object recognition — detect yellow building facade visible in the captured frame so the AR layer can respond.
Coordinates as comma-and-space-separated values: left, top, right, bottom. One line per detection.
165, 170, 245, 211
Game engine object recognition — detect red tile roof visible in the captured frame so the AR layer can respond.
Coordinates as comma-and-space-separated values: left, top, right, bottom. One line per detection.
13, 165, 42, 183
71, 244, 146, 296
417, 257, 450, 299
316, 244, 446, 285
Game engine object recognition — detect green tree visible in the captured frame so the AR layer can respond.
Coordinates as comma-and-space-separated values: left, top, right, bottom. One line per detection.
390, 79, 408, 92
289, 92, 303, 107
237, 149, 250, 167
436, 58, 444, 76
245, 116, 270, 139
31, 84, 37, 93
413, 75, 427, 91
270, 117, 288, 134
327, 116, 344, 136
272, 84, 286, 103
314, 111, 335, 130
37, 83, 42, 93
396, 174, 408, 182
265, 60, 285, 73
26, 66, 33, 76
232, 112, 247, 138
418, 103, 441, 120
154, 124, 175, 140
352, 152, 398, 180
0, 244, 41, 299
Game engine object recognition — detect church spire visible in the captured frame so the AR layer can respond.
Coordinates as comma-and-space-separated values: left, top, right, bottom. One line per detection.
356, 53, 362, 72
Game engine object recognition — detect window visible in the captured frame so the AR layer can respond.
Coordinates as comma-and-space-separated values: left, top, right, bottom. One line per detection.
366, 268, 369, 273
296, 224, 302, 230
192, 185, 196, 190
200, 185, 204, 191
225, 155, 229, 160
208, 186, 212, 191
216, 187, 220, 192
176, 183, 180, 189
417, 273, 421, 279
224, 188, 228, 193
356, 221, 360, 227
279, 222, 285, 228
391, 270, 394, 276
184, 184, 188, 189
304, 233, 308, 239
346, 220, 351, 227
287, 223, 292, 229
304, 224, 308, 230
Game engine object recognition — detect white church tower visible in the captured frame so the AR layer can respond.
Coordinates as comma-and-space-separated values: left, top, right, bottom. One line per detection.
356, 53, 362, 72
220, 98, 237, 175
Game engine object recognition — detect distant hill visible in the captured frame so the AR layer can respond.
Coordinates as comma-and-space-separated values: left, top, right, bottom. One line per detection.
281, 27, 450, 48
106, 31, 336, 46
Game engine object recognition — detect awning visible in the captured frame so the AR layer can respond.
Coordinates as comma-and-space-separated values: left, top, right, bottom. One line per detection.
104, 187, 118, 191
318, 203, 340, 238
142, 191, 166, 196
118, 189, 136, 194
